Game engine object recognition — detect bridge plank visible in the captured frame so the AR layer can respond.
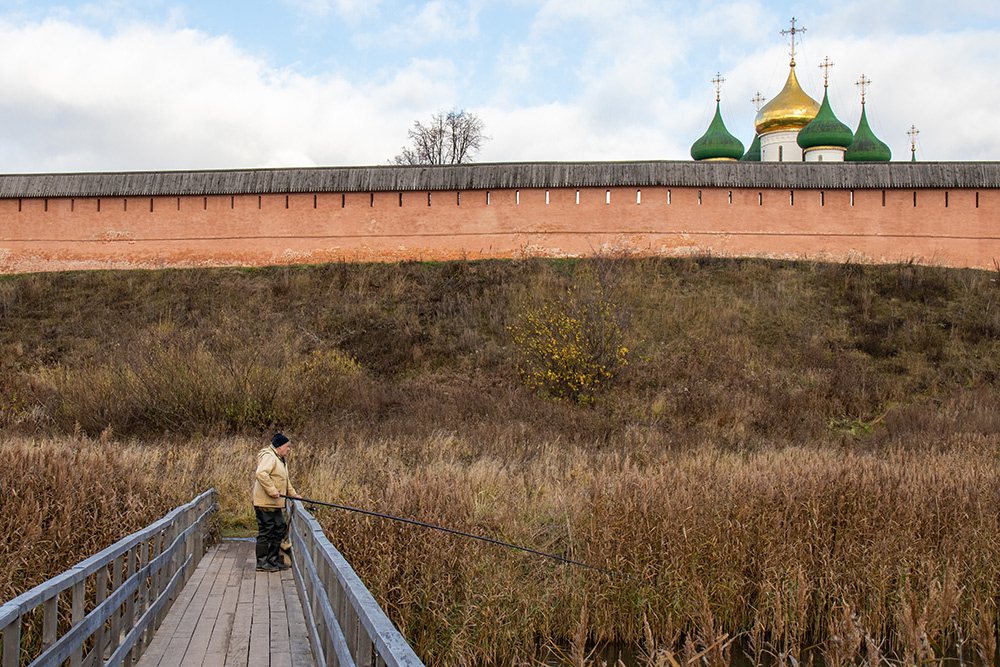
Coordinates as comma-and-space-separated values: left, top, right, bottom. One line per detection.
268, 571, 292, 667
283, 574, 314, 667
200, 543, 244, 666
224, 547, 257, 666
247, 568, 271, 667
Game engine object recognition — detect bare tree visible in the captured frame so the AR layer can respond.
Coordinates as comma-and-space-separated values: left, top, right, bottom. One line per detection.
393, 108, 488, 165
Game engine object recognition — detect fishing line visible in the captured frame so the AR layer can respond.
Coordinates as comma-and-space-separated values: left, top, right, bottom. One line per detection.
282, 494, 644, 584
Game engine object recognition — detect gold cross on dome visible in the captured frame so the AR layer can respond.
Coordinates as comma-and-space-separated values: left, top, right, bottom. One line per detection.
819, 56, 834, 87
780, 17, 806, 66
908, 125, 920, 158
751, 91, 766, 112
711, 73, 725, 102
856, 74, 871, 104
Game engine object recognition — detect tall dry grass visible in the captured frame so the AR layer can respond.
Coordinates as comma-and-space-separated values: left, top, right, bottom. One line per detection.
10, 430, 996, 665
0, 436, 196, 601
308, 432, 1000, 665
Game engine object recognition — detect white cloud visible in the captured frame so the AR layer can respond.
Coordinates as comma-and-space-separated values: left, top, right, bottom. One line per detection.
0, 18, 429, 170
0, 2, 995, 173
282, 0, 381, 23
363, 0, 482, 48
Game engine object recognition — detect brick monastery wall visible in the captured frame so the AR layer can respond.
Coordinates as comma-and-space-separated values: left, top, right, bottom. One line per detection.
1, 163, 998, 273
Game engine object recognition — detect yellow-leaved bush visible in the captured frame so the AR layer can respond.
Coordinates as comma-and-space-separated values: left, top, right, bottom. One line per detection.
509, 282, 629, 402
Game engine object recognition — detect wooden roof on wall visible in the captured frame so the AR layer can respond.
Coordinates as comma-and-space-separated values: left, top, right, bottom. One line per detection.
1, 161, 999, 198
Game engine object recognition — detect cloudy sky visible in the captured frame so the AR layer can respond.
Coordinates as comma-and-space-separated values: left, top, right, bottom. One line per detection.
0, 0, 996, 173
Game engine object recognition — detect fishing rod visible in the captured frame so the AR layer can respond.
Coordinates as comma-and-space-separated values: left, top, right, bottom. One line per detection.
282, 494, 645, 584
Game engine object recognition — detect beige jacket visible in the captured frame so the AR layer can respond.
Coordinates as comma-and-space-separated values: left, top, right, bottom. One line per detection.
253, 446, 299, 509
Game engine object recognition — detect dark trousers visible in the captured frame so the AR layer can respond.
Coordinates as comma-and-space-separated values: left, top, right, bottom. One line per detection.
255, 507, 287, 567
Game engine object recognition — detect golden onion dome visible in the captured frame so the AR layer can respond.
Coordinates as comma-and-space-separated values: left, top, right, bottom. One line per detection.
754, 64, 820, 135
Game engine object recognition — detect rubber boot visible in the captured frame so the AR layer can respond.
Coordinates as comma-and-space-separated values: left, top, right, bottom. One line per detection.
256, 538, 278, 571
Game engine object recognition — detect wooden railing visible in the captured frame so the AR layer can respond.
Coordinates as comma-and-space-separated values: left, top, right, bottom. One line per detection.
0, 489, 217, 667
288, 500, 425, 667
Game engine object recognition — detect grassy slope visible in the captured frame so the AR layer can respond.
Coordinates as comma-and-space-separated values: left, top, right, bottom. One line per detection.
3, 257, 1000, 447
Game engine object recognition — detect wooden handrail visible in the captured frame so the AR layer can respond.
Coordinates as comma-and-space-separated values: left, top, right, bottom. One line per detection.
0, 489, 217, 667
288, 500, 425, 667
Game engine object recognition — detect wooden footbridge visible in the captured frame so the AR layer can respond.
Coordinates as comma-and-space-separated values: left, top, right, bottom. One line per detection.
0, 490, 425, 667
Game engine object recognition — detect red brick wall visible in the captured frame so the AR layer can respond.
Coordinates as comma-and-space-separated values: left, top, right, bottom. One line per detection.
0, 185, 996, 272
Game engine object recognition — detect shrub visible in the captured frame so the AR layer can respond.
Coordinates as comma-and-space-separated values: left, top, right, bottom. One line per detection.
28, 321, 363, 436
509, 275, 629, 402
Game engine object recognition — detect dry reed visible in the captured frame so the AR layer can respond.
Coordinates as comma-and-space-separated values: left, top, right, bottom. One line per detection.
9, 430, 992, 665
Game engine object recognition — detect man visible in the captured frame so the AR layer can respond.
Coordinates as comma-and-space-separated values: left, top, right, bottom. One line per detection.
253, 433, 302, 572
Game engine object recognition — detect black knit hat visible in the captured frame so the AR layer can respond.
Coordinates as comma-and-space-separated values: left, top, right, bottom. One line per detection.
271, 433, 289, 448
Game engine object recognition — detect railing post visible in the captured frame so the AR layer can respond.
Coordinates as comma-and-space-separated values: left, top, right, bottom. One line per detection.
131, 537, 150, 664
150, 529, 165, 639
93, 563, 108, 663
184, 506, 195, 583
3, 618, 21, 667
122, 545, 137, 663
70, 577, 85, 667
163, 518, 178, 608
109, 551, 124, 654
42, 593, 58, 651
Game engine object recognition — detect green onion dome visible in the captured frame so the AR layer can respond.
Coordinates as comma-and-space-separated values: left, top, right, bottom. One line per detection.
797, 88, 853, 150
691, 101, 745, 161
845, 104, 891, 161
739, 134, 761, 161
